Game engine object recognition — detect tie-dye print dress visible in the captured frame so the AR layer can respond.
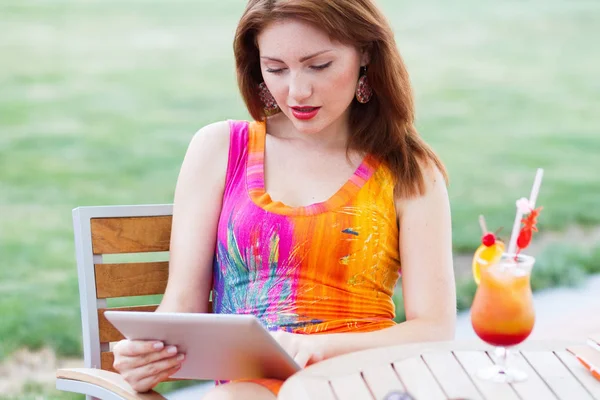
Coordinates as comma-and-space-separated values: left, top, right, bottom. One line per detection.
212, 120, 401, 394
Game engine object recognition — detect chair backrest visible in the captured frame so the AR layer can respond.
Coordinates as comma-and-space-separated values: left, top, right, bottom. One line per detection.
73, 204, 174, 374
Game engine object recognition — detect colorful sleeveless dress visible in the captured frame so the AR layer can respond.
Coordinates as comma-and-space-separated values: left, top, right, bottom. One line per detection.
212, 120, 401, 394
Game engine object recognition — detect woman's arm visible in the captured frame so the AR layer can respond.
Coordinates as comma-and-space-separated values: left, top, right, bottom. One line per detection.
112, 121, 231, 392
157, 121, 231, 314
313, 163, 457, 360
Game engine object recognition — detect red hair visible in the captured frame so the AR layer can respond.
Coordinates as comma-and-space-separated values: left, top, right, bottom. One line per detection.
234, 0, 448, 198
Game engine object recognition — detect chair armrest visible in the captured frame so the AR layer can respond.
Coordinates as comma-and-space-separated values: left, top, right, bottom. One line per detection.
56, 368, 167, 400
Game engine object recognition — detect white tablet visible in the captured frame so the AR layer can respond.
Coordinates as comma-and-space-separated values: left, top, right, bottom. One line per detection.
104, 311, 301, 381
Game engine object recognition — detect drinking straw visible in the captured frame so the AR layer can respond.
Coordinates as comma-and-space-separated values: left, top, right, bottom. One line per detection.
479, 215, 488, 235
507, 168, 544, 255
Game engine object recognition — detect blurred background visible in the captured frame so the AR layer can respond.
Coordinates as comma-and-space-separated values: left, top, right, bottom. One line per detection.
1, 0, 599, 398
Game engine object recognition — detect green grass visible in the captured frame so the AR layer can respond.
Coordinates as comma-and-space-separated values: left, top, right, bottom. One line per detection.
394, 242, 600, 321
1, 0, 599, 397
0, 382, 82, 400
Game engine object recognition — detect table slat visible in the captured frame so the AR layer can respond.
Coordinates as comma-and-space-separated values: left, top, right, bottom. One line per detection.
278, 342, 584, 400
330, 372, 374, 400
422, 351, 483, 400
280, 376, 337, 400
555, 350, 600, 399
361, 363, 406, 400
453, 351, 520, 400
509, 350, 559, 400
521, 351, 594, 400
393, 356, 446, 400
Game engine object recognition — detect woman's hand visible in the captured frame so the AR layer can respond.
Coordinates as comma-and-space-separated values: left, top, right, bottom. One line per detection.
112, 340, 185, 393
270, 331, 326, 368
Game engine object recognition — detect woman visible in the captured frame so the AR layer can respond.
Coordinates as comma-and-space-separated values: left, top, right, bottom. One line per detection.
113, 0, 456, 398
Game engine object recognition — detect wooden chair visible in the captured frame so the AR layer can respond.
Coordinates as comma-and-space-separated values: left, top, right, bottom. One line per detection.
56, 204, 192, 400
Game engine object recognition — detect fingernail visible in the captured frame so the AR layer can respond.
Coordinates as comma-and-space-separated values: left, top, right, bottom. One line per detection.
177, 354, 185, 361
153, 342, 164, 350
167, 346, 178, 354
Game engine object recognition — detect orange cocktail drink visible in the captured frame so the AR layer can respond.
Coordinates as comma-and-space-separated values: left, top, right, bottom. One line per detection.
471, 169, 543, 383
470, 253, 535, 382
471, 254, 535, 346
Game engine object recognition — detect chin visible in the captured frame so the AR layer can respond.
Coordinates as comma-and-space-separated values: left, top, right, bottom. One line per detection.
293, 125, 323, 135
288, 116, 329, 135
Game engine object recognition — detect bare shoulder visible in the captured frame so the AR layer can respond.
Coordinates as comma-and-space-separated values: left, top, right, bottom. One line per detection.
180, 120, 232, 178
173, 120, 233, 201
420, 160, 448, 197
164, 120, 233, 313
187, 120, 231, 158
395, 159, 450, 217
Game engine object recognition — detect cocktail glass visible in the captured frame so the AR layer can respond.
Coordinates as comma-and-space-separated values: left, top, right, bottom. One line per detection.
470, 253, 535, 383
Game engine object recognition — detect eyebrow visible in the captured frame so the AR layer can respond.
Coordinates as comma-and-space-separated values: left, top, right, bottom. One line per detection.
260, 49, 333, 63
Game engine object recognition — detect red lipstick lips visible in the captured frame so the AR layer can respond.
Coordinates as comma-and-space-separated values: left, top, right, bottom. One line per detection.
290, 106, 321, 120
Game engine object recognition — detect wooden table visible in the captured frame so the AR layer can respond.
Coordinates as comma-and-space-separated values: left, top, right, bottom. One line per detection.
278, 341, 600, 400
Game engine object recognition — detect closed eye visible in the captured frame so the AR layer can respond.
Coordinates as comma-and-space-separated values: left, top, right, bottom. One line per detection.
310, 61, 332, 71
266, 61, 332, 74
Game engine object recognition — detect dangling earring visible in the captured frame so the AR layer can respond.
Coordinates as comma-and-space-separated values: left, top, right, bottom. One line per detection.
258, 82, 280, 114
355, 66, 373, 104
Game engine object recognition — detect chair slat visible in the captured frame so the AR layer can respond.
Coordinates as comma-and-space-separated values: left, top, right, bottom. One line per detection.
91, 216, 172, 254
99, 305, 159, 343
101, 351, 117, 373
99, 303, 214, 343
95, 262, 169, 299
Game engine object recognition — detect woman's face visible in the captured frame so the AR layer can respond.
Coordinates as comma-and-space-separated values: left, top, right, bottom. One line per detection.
257, 19, 366, 135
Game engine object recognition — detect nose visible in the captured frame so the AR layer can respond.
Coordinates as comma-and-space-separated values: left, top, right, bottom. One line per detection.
288, 71, 312, 103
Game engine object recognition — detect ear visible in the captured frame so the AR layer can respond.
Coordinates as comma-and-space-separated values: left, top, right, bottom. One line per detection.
360, 44, 372, 67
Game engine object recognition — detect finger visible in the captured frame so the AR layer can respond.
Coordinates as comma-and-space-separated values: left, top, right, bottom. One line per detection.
117, 340, 165, 357
270, 331, 296, 353
294, 351, 311, 369
132, 363, 183, 393
136, 352, 186, 382
115, 345, 179, 372
308, 351, 325, 365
